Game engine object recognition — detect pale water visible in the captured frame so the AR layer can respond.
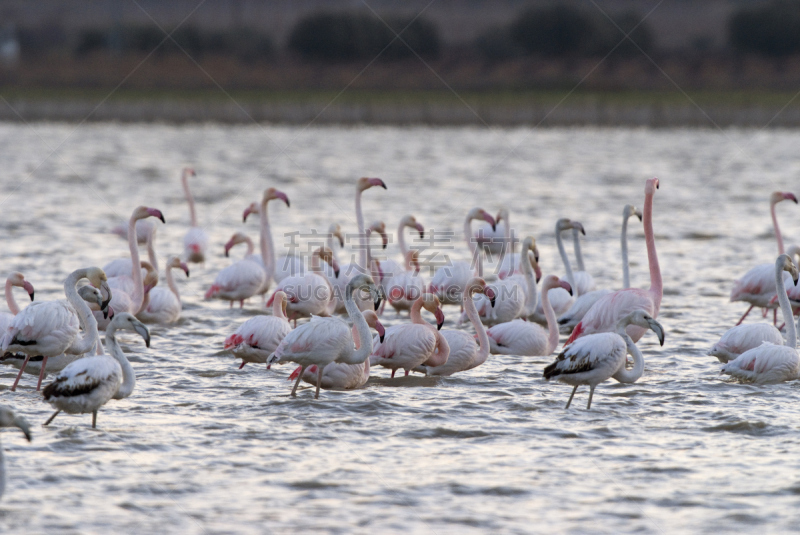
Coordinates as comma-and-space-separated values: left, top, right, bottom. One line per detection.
0, 124, 800, 534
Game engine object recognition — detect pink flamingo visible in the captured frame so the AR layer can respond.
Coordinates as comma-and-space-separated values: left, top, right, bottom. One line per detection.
242, 188, 291, 289
104, 219, 160, 278
289, 310, 385, 390
355, 177, 387, 271
487, 275, 572, 356
384, 250, 426, 314
205, 232, 266, 308
544, 310, 665, 409
730, 191, 798, 325
528, 219, 583, 324
225, 290, 292, 369
429, 207, 496, 307
2, 267, 110, 391
378, 214, 425, 284
566, 177, 662, 345
267, 275, 382, 399
0, 273, 34, 334
370, 294, 448, 377
335, 221, 386, 314
181, 167, 209, 263
267, 246, 339, 322
722, 254, 800, 383
136, 256, 190, 324
416, 277, 495, 376
475, 208, 509, 258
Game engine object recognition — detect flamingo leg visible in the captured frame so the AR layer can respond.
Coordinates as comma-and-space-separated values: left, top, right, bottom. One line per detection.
229, 301, 233, 309
240, 300, 244, 309
565, 385, 578, 409
315, 366, 323, 399
36, 356, 49, 391
586, 385, 596, 410
290, 366, 305, 397
92, 410, 97, 429
43, 410, 61, 426
10, 355, 31, 391
391, 369, 396, 378
735, 305, 754, 326
405, 370, 409, 377
238, 361, 246, 370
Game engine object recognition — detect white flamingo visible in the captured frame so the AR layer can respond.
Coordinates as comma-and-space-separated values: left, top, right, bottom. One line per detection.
242, 188, 291, 289
475, 208, 509, 257
416, 277, 494, 376
487, 275, 572, 356
377, 214, 425, 283
2, 267, 110, 391
429, 207, 496, 307
205, 232, 266, 308
0, 272, 34, 334
181, 167, 209, 263
730, 191, 798, 325
224, 290, 292, 369
337, 222, 386, 313
268, 246, 339, 322
267, 274, 382, 399
0, 406, 31, 501
354, 177, 387, 272
529, 219, 583, 323
566, 178, 663, 345
291, 310, 386, 390
721, 254, 800, 383
384, 250, 426, 314
370, 294, 448, 377
543, 310, 665, 409
42, 313, 150, 428
495, 208, 522, 279
104, 219, 160, 278
137, 256, 190, 324
558, 204, 642, 333
322, 224, 352, 314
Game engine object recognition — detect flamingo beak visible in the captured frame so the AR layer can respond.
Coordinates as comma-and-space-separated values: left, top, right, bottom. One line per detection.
242, 207, 252, 223
369, 178, 387, 189
100, 282, 112, 312
133, 321, 151, 348
486, 287, 496, 308
534, 264, 542, 283
573, 222, 586, 235
648, 319, 665, 347
373, 288, 383, 312
337, 233, 345, 248
787, 192, 798, 204
416, 223, 424, 239
12, 416, 31, 442
276, 191, 290, 208
147, 208, 166, 224
376, 320, 386, 343
635, 209, 643, 222
435, 307, 445, 330
482, 212, 496, 232
559, 280, 573, 296
23, 281, 34, 301
181, 263, 190, 277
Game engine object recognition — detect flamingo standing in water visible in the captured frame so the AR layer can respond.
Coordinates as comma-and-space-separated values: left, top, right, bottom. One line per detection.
429, 207, 496, 307
377, 214, 425, 284
558, 204, 642, 332
544, 310, 664, 409
334, 221, 385, 313
416, 277, 494, 376
268, 246, 339, 322
104, 219, 160, 278
475, 208, 509, 258
529, 219, 582, 324
2, 267, 110, 391
137, 256, 190, 324
267, 274, 382, 399
290, 310, 385, 389
205, 232, 266, 308
721, 254, 800, 383
0, 405, 31, 501
181, 167, 209, 263
566, 177, 663, 344
43, 313, 150, 428
224, 290, 292, 369
487, 275, 572, 356
242, 188, 291, 290
0, 272, 34, 334
384, 250, 426, 314
730, 191, 798, 325
370, 294, 448, 377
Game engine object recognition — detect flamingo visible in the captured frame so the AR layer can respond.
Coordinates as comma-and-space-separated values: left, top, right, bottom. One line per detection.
2, 267, 110, 391
268, 246, 339, 322
0, 272, 34, 334
528, 219, 584, 324
136, 256, 190, 324
370, 294, 448, 378
558, 204, 642, 332
0, 405, 31, 501
205, 232, 266, 308
544, 310, 665, 409
97, 261, 157, 331
181, 167, 209, 263
487, 275, 572, 356
495, 208, 521, 279
110, 218, 154, 246
384, 250, 426, 314
290, 310, 386, 389
475, 208, 509, 257
721, 254, 800, 383
566, 177, 663, 344
377, 214, 425, 283
730, 191, 798, 325
242, 188, 291, 288
267, 274, 382, 399
322, 224, 352, 314
42, 313, 150, 428
354, 177, 387, 272
104, 219, 160, 278
224, 290, 292, 369
429, 207, 496, 307
337, 221, 386, 313
416, 277, 495, 376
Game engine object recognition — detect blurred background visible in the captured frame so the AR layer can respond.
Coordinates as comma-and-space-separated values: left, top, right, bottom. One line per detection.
2, 0, 800, 125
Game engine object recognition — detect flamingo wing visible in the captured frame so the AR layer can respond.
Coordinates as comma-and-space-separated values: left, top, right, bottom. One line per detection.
543, 333, 625, 381
567, 288, 655, 344
42, 356, 121, 401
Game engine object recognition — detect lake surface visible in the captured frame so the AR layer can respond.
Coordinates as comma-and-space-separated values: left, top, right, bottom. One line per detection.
1, 123, 800, 534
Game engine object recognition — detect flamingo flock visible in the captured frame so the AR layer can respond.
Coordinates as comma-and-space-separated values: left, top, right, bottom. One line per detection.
1, 167, 799, 501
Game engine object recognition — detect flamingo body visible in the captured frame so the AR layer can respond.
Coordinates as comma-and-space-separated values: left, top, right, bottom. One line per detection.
708, 323, 784, 363
487, 319, 550, 356
226, 316, 292, 366
371, 324, 438, 375
206, 259, 266, 305
720, 343, 799, 384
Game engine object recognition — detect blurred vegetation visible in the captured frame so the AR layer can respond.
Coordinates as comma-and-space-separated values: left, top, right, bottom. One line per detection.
729, 0, 800, 57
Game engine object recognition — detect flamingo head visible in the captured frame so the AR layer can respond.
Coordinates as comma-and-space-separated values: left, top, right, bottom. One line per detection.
468, 208, 496, 232
357, 177, 387, 192
569, 220, 586, 235
771, 191, 798, 206
224, 333, 244, 349
83, 267, 111, 312
368, 221, 388, 249
141, 261, 158, 293
645, 177, 660, 195
270, 290, 288, 316
132, 206, 166, 224
183, 167, 196, 179
778, 254, 799, 285
465, 277, 494, 307
316, 246, 339, 278
167, 256, 190, 277
620, 310, 665, 347
113, 312, 151, 348
422, 294, 445, 330
224, 232, 251, 258
347, 274, 379, 310
401, 215, 425, 239
363, 310, 385, 343
623, 204, 643, 222
495, 207, 509, 225
0, 406, 31, 442
7, 272, 34, 301
521, 237, 542, 282
242, 202, 259, 223
542, 275, 572, 297
328, 223, 345, 248
264, 187, 290, 208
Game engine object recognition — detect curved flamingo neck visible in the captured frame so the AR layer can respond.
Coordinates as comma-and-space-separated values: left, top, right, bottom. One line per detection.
146, 228, 159, 274
356, 189, 367, 269
182, 174, 198, 227
771, 201, 785, 255
273, 299, 287, 321
499, 214, 512, 270
326, 234, 340, 268
643, 188, 663, 313
5, 279, 20, 315
521, 251, 538, 315
572, 228, 586, 272
106, 323, 135, 399
409, 298, 427, 325
259, 199, 276, 281
621, 213, 632, 289
398, 221, 409, 258
166, 266, 181, 305
343, 288, 373, 364
615, 334, 645, 383
128, 215, 145, 312
775, 259, 797, 348
555, 225, 576, 292
64, 270, 99, 355
241, 236, 255, 257
464, 289, 490, 367
540, 282, 559, 354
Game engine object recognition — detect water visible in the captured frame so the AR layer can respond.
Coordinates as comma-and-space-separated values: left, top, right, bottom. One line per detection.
1, 123, 800, 534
